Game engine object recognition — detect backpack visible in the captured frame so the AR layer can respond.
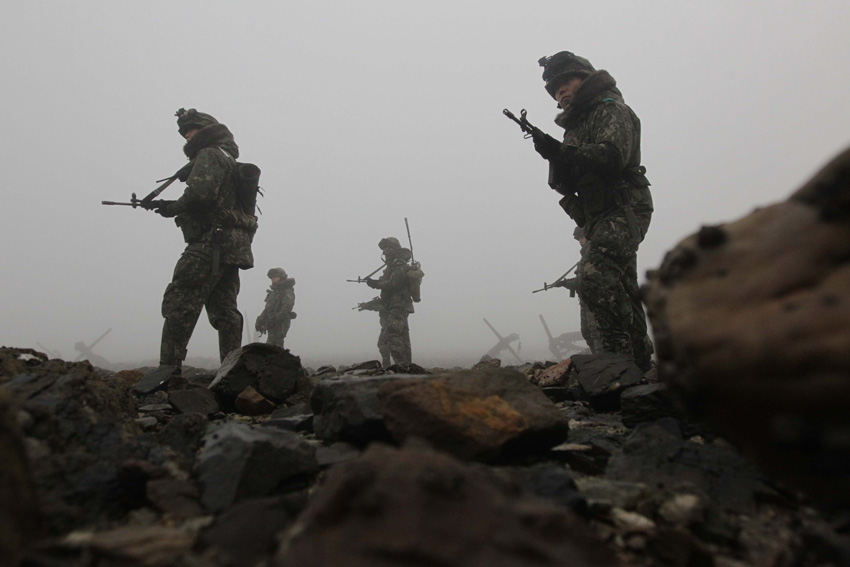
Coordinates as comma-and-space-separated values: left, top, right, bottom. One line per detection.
234, 162, 262, 216
408, 261, 424, 303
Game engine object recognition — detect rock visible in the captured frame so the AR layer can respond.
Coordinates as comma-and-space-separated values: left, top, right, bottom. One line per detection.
643, 146, 850, 506
570, 353, 644, 411
168, 387, 220, 416
87, 525, 195, 567
0, 348, 145, 534
235, 386, 276, 416
531, 358, 572, 387
198, 495, 306, 567
275, 444, 619, 567
620, 383, 682, 428
265, 403, 313, 432
134, 365, 181, 395
210, 344, 303, 406
508, 463, 587, 516
658, 493, 706, 526
378, 368, 570, 461
605, 420, 761, 513
146, 479, 205, 519
315, 442, 361, 467
196, 422, 318, 512
0, 386, 43, 566
612, 508, 656, 534
310, 374, 399, 444
156, 413, 208, 463
575, 477, 655, 515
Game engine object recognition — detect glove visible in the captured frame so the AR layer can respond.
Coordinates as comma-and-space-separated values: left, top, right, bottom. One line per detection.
532, 130, 562, 160
155, 201, 179, 218
365, 278, 379, 289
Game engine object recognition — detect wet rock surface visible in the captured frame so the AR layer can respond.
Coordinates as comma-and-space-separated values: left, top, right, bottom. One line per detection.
4, 336, 850, 566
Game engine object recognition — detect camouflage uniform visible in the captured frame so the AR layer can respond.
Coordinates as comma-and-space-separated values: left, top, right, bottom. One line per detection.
534, 52, 653, 371
156, 109, 257, 366
365, 238, 415, 367
575, 237, 603, 353
255, 268, 296, 348
357, 296, 392, 367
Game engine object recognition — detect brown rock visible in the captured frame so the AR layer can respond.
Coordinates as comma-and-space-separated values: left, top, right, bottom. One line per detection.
378, 368, 569, 461
275, 444, 618, 567
531, 358, 572, 387
643, 146, 850, 506
235, 386, 276, 416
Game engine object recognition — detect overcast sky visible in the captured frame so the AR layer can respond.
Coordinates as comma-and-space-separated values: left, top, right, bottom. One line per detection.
2, 1, 849, 368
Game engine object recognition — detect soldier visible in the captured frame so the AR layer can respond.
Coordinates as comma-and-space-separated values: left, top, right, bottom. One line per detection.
255, 267, 296, 348
363, 237, 416, 367
153, 108, 257, 371
356, 296, 391, 368
530, 51, 654, 371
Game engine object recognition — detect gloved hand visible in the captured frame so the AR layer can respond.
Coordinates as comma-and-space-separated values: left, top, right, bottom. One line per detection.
365, 278, 379, 289
532, 130, 562, 160
155, 201, 179, 218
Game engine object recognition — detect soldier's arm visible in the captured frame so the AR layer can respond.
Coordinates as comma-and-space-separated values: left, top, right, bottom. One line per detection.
167, 148, 229, 216
568, 103, 636, 172
370, 268, 407, 292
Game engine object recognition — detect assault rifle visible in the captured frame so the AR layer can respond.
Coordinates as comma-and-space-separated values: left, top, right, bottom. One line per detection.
346, 263, 386, 284
102, 162, 192, 210
532, 260, 580, 295
503, 108, 544, 139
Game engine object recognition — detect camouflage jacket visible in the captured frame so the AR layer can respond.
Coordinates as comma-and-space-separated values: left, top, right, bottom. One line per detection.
551, 70, 653, 230
257, 278, 296, 326
367, 256, 414, 314
170, 123, 256, 269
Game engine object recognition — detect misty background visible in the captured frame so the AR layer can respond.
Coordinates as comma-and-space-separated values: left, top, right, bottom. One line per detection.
2, 2, 849, 368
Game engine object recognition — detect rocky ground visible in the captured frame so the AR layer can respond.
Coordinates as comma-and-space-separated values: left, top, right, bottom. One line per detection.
1, 343, 848, 567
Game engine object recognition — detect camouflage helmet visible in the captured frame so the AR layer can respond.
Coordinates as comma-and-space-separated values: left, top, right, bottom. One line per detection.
267, 267, 287, 279
175, 108, 219, 136
539, 51, 595, 98
378, 237, 401, 251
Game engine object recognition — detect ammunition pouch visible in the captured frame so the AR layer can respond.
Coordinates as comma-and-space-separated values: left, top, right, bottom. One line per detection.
216, 209, 259, 235
558, 193, 586, 227
174, 213, 210, 244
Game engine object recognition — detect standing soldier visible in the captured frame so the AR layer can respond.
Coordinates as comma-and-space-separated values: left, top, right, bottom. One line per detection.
153, 108, 257, 371
362, 237, 420, 368
255, 268, 296, 348
528, 52, 654, 371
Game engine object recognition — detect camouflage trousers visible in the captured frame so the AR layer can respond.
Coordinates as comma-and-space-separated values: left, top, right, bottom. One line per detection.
160, 245, 243, 366
266, 318, 291, 349
378, 308, 412, 367
580, 210, 652, 371
579, 298, 603, 353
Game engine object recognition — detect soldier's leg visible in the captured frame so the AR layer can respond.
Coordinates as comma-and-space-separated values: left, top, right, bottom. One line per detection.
160, 248, 218, 366
386, 310, 411, 366
281, 318, 291, 344
581, 218, 636, 358
623, 252, 653, 372
205, 265, 243, 362
266, 326, 284, 348
377, 315, 391, 367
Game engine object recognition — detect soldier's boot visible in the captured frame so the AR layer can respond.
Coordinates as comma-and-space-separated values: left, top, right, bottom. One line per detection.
160, 319, 189, 368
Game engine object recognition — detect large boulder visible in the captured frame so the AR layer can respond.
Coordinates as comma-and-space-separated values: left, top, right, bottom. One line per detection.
274, 444, 618, 567
310, 374, 398, 445
378, 368, 569, 461
643, 146, 850, 506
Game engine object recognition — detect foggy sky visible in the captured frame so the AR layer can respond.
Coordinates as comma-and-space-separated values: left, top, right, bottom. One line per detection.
2, 2, 849, 368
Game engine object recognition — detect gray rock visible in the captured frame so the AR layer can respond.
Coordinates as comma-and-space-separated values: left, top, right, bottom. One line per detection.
620, 383, 682, 428
570, 353, 644, 411
196, 422, 318, 512
168, 388, 220, 416
210, 344, 303, 405
310, 374, 400, 444
133, 364, 181, 395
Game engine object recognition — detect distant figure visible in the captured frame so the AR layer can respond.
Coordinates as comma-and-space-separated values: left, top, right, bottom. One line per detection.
529, 51, 654, 371
480, 333, 521, 363
255, 267, 296, 348
154, 108, 257, 370
361, 237, 422, 367
356, 296, 391, 368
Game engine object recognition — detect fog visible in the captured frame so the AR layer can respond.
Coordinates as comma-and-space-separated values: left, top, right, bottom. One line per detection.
2, 2, 849, 368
